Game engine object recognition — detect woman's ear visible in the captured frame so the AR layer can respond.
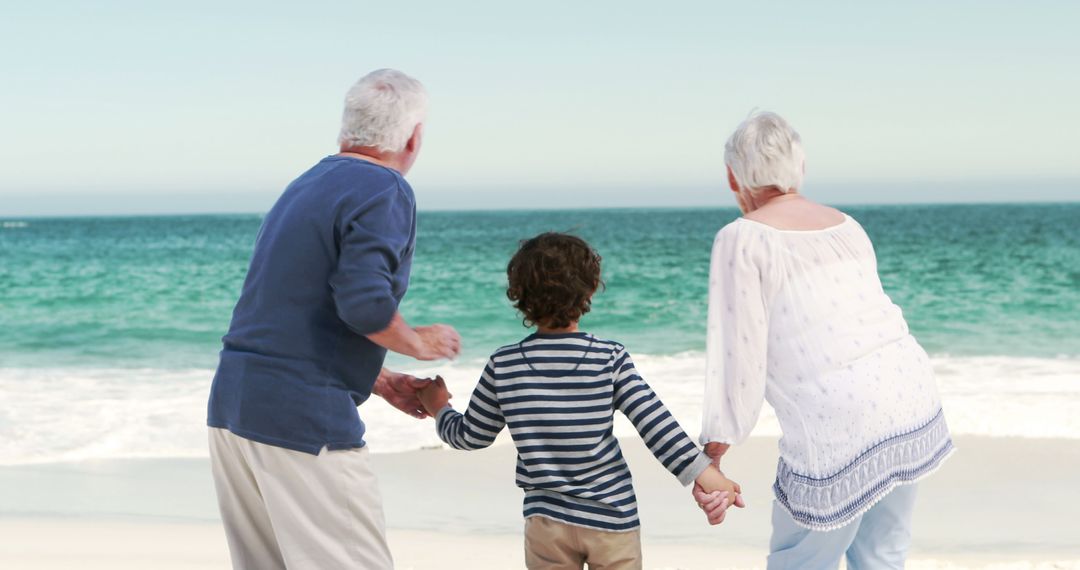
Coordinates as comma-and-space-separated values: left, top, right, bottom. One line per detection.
726, 166, 739, 194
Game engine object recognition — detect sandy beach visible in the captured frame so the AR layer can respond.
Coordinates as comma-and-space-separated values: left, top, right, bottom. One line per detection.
2, 435, 1078, 569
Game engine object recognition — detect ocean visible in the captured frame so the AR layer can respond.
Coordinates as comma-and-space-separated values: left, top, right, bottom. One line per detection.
1, 204, 1078, 465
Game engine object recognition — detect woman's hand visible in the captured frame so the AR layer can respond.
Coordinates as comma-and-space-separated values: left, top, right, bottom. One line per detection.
692, 484, 746, 525
704, 442, 731, 465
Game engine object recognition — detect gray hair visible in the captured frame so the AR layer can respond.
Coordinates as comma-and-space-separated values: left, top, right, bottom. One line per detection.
337, 69, 428, 152
724, 111, 805, 194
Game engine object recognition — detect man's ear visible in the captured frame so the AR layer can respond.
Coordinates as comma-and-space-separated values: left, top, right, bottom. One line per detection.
405, 123, 423, 153
726, 166, 739, 193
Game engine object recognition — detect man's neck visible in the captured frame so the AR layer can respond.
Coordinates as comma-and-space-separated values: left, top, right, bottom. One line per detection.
337, 147, 402, 173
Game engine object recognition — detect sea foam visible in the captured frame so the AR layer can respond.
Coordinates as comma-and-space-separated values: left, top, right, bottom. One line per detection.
2, 354, 1079, 465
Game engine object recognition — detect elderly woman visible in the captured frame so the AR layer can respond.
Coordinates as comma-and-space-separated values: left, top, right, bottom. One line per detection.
694, 112, 954, 569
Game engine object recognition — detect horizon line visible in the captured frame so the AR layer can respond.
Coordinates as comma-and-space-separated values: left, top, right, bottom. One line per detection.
4, 199, 1079, 221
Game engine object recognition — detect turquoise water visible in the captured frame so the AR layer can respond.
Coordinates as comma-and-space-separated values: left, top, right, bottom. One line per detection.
1, 204, 1077, 368
2, 203, 1080, 463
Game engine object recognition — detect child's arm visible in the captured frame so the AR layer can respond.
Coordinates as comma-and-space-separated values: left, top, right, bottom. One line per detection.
422, 363, 506, 451
612, 347, 716, 487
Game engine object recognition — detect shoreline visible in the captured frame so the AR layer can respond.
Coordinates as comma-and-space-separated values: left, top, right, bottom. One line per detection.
2, 436, 1078, 569
7, 353, 1080, 466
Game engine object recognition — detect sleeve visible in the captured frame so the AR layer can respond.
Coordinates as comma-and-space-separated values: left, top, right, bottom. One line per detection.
613, 348, 711, 486
329, 185, 414, 335
700, 224, 771, 446
435, 360, 506, 450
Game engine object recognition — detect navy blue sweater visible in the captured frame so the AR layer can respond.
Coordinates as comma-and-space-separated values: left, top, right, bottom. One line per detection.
207, 156, 416, 454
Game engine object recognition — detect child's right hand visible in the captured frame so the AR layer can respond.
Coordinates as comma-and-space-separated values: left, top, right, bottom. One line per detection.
417, 376, 452, 416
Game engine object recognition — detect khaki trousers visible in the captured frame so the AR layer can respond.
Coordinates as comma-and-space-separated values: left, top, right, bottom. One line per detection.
524, 515, 642, 570
208, 428, 393, 570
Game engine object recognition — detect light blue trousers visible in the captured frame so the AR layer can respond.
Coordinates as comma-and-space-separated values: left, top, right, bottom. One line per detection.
767, 484, 918, 570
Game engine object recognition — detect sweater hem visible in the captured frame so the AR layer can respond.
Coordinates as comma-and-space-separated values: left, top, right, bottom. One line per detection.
523, 513, 641, 534
207, 422, 366, 455
676, 452, 714, 487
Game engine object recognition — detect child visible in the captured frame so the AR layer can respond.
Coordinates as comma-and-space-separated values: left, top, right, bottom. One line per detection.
417, 232, 741, 570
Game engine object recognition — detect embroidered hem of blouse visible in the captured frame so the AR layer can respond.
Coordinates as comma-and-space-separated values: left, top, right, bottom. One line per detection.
773, 408, 954, 531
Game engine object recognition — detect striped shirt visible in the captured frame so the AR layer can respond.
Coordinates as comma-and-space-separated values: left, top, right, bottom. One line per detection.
435, 332, 711, 532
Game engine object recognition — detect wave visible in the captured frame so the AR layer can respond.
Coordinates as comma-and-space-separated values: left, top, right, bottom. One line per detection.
2, 354, 1079, 465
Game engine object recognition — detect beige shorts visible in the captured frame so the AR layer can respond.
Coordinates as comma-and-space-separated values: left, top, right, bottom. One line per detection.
208, 427, 393, 570
524, 515, 642, 570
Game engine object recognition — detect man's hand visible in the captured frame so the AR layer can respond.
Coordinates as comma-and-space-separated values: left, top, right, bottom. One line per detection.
366, 313, 461, 362
413, 324, 461, 361
373, 369, 436, 419
417, 376, 452, 417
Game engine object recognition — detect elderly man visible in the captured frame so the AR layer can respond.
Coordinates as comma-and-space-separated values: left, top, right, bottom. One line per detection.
206, 69, 459, 570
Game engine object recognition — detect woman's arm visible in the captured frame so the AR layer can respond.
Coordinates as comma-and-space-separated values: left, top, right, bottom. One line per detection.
704, 442, 731, 465
700, 225, 771, 447
693, 225, 772, 524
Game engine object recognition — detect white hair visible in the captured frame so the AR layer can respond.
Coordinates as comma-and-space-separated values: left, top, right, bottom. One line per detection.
724, 111, 805, 194
337, 69, 428, 152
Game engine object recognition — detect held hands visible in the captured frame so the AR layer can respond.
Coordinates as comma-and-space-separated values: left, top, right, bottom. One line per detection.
373, 369, 438, 419
692, 442, 745, 525
417, 375, 452, 417
413, 324, 462, 361
692, 464, 746, 525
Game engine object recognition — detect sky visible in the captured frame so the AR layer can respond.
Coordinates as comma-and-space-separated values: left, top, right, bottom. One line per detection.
1, 0, 1078, 216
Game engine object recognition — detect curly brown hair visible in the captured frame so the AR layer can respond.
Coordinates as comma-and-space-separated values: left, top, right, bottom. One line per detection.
506, 233, 604, 330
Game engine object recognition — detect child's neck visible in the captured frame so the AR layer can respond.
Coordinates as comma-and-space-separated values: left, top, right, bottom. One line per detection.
537, 322, 580, 335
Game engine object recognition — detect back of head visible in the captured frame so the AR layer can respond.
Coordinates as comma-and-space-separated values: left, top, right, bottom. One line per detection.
338, 69, 428, 152
506, 233, 604, 330
724, 111, 805, 194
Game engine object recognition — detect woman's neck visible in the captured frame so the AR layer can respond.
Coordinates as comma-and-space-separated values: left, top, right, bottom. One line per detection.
745, 189, 802, 213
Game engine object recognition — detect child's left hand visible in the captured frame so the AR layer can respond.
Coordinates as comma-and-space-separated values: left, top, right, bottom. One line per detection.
417, 376, 452, 416
692, 464, 745, 525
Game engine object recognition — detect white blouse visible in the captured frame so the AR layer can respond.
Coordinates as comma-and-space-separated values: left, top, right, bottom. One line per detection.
701, 214, 954, 531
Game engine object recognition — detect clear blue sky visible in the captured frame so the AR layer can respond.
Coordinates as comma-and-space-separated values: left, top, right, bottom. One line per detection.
2, 0, 1077, 215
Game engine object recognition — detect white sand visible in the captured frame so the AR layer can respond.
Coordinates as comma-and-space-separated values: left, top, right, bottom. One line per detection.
1, 436, 1077, 569
3, 522, 1077, 570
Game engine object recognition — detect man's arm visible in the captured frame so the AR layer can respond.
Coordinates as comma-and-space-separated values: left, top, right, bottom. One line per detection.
330, 186, 461, 361
367, 312, 460, 361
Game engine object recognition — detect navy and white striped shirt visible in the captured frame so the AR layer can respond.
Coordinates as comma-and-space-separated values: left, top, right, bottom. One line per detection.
435, 332, 711, 532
